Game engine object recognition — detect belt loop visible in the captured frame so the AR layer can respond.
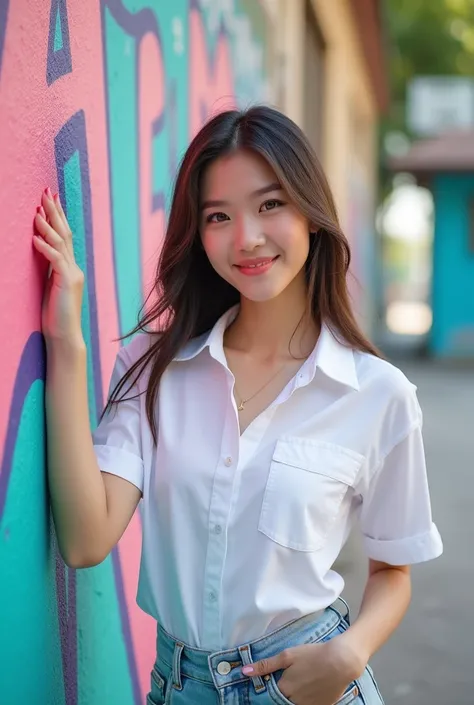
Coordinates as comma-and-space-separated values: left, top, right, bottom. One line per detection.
238, 644, 266, 693
337, 596, 351, 625
172, 641, 184, 690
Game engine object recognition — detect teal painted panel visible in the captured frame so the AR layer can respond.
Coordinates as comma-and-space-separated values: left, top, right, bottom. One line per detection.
54, 7, 63, 52
76, 561, 135, 705
431, 173, 474, 356
0, 381, 66, 705
104, 7, 142, 337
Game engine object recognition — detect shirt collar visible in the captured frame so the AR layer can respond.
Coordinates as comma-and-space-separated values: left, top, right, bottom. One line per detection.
173, 306, 239, 364
174, 305, 360, 391
300, 323, 360, 391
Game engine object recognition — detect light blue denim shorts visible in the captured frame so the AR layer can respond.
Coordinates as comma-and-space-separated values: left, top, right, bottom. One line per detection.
146, 601, 385, 705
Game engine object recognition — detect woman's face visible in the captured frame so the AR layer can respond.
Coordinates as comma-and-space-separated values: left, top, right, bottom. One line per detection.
200, 149, 310, 302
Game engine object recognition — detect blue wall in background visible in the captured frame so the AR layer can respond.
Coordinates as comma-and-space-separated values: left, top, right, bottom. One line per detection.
431, 173, 474, 357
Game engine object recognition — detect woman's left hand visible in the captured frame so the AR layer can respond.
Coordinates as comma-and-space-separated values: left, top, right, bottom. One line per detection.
242, 636, 364, 705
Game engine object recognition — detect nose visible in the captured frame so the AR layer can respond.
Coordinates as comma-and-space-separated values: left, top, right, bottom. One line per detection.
234, 214, 265, 252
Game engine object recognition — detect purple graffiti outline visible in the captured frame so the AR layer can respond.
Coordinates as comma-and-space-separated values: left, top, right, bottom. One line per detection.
47, 0, 73, 86
0, 333, 45, 518
0, 0, 9, 79
55, 538, 78, 705
151, 112, 165, 213
55, 109, 103, 414
168, 79, 178, 180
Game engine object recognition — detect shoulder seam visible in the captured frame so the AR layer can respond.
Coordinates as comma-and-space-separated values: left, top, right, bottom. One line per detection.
371, 418, 423, 477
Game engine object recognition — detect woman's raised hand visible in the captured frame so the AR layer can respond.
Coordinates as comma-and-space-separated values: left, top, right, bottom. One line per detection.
33, 188, 85, 350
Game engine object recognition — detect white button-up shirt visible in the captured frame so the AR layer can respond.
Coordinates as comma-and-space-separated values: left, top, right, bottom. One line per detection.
93, 306, 443, 650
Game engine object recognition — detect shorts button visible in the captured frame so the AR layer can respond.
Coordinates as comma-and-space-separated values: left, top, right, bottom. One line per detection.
217, 661, 232, 675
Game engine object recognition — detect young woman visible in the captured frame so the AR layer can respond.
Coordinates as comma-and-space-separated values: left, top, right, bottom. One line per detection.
34, 106, 443, 705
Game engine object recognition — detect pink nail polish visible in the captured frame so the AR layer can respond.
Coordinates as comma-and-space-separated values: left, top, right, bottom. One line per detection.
46, 187, 52, 199
242, 666, 254, 675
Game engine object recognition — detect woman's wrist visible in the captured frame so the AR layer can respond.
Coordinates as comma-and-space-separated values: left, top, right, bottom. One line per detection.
330, 629, 370, 680
46, 335, 87, 360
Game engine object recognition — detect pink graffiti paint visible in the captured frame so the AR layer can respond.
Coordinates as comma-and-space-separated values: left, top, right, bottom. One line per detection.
138, 31, 166, 303
0, 1, 119, 462
116, 510, 156, 696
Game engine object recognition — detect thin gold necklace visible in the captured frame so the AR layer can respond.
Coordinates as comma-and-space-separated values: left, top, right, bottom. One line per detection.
235, 363, 288, 411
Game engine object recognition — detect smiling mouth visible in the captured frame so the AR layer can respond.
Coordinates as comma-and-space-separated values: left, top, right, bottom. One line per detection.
241, 260, 272, 269
234, 256, 279, 276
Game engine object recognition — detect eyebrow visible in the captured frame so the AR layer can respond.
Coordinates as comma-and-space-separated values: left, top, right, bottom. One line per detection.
200, 182, 282, 210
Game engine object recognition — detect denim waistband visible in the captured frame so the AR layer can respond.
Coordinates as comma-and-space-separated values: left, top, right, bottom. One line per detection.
156, 600, 349, 694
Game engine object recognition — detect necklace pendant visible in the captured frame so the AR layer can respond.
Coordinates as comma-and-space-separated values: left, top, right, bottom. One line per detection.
237, 400, 245, 411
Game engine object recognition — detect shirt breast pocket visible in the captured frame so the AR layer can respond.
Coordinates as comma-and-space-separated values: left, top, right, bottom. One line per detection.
258, 438, 364, 552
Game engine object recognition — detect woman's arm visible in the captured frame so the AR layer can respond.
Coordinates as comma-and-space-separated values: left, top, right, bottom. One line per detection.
241, 560, 411, 705
46, 342, 141, 568
35, 190, 141, 568
335, 559, 411, 673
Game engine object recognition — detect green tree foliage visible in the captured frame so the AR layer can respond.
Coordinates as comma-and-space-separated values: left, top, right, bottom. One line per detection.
378, 0, 474, 197
386, 0, 474, 134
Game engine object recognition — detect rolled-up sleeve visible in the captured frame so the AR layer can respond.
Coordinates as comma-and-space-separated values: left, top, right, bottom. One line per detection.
359, 423, 443, 565
92, 347, 144, 493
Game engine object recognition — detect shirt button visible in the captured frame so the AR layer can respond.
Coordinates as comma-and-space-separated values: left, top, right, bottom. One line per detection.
217, 661, 232, 675
209, 591, 217, 602
214, 524, 222, 535
224, 456, 233, 467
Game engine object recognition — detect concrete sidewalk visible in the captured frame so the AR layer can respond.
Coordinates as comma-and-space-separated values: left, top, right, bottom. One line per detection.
338, 360, 474, 704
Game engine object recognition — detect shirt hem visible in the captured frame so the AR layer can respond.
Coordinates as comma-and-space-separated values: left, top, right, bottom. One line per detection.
94, 444, 144, 492
363, 523, 443, 565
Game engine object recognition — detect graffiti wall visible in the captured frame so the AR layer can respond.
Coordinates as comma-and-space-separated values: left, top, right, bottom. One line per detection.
0, 1, 269, 703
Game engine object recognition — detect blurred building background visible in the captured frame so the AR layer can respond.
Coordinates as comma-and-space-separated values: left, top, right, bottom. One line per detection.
0, 1, 472, 704
341, 5, 474, 705
377, 1, 474, 361
263, 0, 388, 335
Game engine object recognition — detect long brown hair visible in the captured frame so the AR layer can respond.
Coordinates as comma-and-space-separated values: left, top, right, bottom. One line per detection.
105, 105, 381, 444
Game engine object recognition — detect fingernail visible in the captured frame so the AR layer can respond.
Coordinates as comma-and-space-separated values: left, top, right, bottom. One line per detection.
45, 187, 52, 199
40, 206, 46, 218
242, 666, 254, 675
54, 192, 60, 204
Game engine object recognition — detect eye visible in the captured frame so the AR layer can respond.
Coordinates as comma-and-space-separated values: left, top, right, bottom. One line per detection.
260, 199, 284, 212
206, 211, 230, 224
